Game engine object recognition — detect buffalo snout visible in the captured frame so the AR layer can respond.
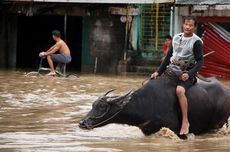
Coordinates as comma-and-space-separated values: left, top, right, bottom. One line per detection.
79, 120, 86, 128
79, 119, 90, 129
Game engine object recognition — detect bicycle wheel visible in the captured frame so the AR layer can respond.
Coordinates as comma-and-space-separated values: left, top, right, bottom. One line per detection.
25, 71, 41, 77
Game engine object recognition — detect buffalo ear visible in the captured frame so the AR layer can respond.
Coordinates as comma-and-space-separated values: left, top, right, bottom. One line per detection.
107, 90, 133, 107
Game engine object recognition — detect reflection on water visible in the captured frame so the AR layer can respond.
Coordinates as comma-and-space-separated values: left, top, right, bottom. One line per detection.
0, 70, 229, 152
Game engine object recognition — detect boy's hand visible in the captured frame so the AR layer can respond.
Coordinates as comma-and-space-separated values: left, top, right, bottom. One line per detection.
39, 52, 46, 57
151, 72, 159, 79
180, 73, 189, 81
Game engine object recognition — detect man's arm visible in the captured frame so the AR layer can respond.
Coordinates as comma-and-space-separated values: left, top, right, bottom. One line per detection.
157, 47, 173, 75
188, 40, 204, 78
46, 45, 56, 53
46, 44, 56, 52
45, 43, 61, 56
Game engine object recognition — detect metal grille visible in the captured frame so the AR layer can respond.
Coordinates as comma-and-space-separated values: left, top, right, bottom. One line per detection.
139, 4, 171, 52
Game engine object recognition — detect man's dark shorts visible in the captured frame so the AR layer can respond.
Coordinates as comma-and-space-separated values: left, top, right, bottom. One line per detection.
51, 54, 71, 64
178, 78, 194, 91
164, 65, 195, 91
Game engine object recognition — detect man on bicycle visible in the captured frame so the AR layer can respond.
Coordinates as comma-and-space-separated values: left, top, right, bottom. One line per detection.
39, 30, 71, 76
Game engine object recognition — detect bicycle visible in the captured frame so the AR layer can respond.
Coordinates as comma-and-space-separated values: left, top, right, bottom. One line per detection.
25, 57, 79, 78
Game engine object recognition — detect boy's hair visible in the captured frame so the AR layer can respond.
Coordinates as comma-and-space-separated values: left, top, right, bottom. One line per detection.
183, 16, 198, 26
52, 30, 61, 37
165, 35, 172, 40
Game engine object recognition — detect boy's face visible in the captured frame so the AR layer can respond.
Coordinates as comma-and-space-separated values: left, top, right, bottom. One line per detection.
52, 35, 58, 41
183, 19, 196, 35
165, 38, 172, 46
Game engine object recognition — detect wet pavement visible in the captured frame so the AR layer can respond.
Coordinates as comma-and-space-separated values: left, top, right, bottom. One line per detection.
0, 70, 230, 152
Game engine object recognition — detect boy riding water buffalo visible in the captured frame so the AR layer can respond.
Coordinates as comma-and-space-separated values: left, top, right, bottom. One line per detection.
151, 16, 203, 135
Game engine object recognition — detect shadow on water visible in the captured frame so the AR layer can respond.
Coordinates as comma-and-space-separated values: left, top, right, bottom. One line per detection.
0, 70, 230, 152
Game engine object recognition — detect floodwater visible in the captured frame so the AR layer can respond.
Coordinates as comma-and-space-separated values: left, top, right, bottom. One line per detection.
0, 70, 230, 152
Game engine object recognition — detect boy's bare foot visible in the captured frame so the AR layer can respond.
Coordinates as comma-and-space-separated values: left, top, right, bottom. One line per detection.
46, 72, 56, 76
180, 122, 190, 135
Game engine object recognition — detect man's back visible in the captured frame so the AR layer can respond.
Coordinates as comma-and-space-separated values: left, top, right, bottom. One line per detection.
57, 40, 71, 56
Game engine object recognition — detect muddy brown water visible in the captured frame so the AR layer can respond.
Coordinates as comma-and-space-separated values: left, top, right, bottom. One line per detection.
0, 70, 230, 152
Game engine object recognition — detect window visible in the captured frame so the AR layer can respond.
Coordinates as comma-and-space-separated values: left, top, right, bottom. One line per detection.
139, 4, 171, 52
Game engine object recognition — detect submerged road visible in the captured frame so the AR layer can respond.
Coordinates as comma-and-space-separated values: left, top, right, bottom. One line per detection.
0, 71, 229, 152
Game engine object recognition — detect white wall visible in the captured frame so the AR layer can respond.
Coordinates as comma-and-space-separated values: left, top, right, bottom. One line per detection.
171, 6, 183, 37
179, 6, 230, 17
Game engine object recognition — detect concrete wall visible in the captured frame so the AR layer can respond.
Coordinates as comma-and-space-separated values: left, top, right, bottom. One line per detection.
0, 4, 126, 73
175, 6, 230, 35
0, 12, 17, 69
89, 13, 125, 73
172, 6, 183, 35
173, 6, 230, 35
179, 6, 230, 17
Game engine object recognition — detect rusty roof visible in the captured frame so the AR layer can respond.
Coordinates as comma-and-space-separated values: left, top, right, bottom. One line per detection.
176, 0, 230, 5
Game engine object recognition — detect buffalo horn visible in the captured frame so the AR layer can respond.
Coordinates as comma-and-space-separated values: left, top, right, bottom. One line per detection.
103, 89, 116, 96
108, 90, 133, 103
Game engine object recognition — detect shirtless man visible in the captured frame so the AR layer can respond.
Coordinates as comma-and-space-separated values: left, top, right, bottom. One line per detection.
39, 30, 71, 76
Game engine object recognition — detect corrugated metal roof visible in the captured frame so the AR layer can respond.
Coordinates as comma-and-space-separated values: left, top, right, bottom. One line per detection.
176, 0, 230, 5
3, 0, 174, 4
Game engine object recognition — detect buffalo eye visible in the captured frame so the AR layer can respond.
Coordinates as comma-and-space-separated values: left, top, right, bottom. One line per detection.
98, 103, 108, 111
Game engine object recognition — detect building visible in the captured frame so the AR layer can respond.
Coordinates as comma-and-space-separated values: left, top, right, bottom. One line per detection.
2, 0, 228, 77
0, 0, 174, 74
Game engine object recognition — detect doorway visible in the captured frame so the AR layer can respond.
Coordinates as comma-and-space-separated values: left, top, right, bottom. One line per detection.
17, 15, 82, 71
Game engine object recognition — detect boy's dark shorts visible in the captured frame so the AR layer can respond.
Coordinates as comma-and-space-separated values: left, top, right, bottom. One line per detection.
51, 54, 72, 64
178, 78, 194, 91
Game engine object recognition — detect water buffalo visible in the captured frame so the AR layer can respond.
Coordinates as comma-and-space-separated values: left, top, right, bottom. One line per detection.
79, 76, 230, 136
